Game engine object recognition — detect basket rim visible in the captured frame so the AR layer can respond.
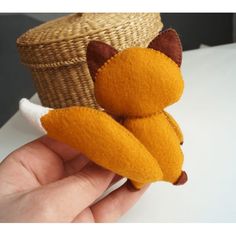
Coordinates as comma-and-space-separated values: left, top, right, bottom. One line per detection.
19, 28, 164, 70
17, 13, 162, 47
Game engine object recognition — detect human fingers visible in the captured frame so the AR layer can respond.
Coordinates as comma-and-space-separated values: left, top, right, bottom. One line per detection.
64, 153, 90, 176
23, 163, 115, 222
39, 135, 80, 161
74, 181, 149, 222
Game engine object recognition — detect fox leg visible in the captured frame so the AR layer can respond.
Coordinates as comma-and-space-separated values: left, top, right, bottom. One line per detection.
163, 111, 184, 145
173, 171, 188, 185
130, 180, 146, 189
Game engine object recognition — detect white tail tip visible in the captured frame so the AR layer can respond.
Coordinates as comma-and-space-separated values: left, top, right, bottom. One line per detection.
19, 98, 52, 134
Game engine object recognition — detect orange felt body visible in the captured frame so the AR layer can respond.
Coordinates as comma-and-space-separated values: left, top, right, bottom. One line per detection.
41, 107, 163, 186
163, 111, 184, 144
123, 112, 183, 183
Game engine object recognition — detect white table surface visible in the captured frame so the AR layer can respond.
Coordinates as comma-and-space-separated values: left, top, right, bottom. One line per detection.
1, 43, 236, 222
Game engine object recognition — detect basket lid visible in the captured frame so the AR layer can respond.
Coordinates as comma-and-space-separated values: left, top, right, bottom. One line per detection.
17, 13, 163, 69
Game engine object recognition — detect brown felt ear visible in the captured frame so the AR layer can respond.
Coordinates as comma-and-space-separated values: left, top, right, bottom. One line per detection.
148, 28, 182, 67
86, 41, 118, 81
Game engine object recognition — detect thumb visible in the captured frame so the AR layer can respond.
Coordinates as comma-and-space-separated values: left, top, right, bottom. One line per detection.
27, 163, 115, 222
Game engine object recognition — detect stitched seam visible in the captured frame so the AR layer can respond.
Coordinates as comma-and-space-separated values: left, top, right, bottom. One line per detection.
148, 28, 182, 66
125, 110, 162, 120
94, 50, 123, 80
148, 49, 180, 68
163, 111, 181, 139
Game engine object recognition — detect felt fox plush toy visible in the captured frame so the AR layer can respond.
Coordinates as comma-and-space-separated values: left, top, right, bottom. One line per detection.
20, 28, 187, 189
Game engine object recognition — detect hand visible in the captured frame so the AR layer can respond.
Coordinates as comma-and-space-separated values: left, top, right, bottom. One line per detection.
0, 136, 148, 222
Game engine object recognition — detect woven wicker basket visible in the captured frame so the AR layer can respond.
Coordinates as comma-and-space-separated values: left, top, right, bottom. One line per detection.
17, 13, 163, 109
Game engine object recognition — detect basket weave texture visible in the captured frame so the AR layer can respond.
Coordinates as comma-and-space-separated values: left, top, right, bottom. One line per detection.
17, 13, 163, 109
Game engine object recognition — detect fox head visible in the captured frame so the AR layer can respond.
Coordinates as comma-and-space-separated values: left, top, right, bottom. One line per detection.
87, 28, 184, 117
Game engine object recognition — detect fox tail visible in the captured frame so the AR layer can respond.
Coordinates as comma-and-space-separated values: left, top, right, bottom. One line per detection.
19, 98, 51, 134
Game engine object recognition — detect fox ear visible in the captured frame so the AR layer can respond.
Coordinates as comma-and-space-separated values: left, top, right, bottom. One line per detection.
148, 28, 182, 67
87, 41, 118, 81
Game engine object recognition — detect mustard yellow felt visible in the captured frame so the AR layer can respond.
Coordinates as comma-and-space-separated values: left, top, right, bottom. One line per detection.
163, 111, 184, 144
41, 107, 163, 186
123, 112, 184, 183
95, 48, 184, 117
